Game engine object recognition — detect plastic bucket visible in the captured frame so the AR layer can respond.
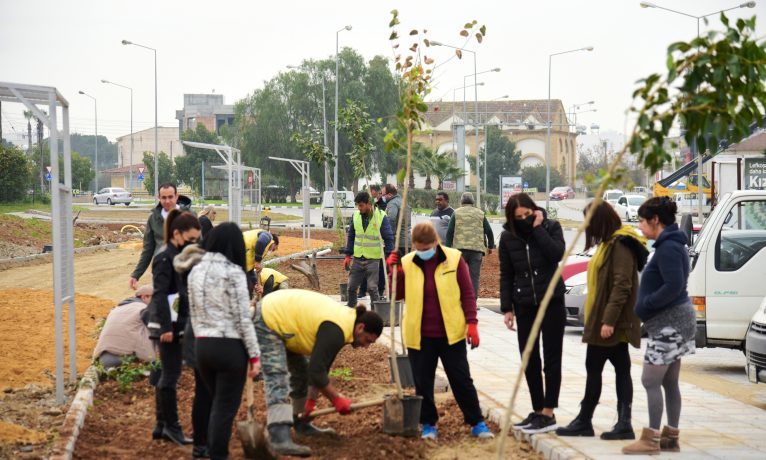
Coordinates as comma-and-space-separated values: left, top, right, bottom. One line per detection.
389, 354, 415, 388
372, 300, 401, 327
382, 394, 422, 437
339, 283, 348, 302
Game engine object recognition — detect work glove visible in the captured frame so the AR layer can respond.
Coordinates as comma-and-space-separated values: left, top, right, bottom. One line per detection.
332, 396, 352, 415
303, 398, 317, 418
467, 323, 480, 349
343, 255, 352, 271
386, 251, 399, 267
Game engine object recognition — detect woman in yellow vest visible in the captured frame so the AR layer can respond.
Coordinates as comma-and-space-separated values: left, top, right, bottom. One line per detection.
253, 289, 384, 456
389, 222, 493, 440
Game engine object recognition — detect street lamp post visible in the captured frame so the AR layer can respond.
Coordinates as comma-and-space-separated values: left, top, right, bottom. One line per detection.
640, 1, 756, 223
546, 46, 594, 210
78, 91, 98, 190
334, 25, 352, 192
485, 95, 509, 194
101, 79, 133, 189
288, 65, 330, 191
122, 39, 158, 200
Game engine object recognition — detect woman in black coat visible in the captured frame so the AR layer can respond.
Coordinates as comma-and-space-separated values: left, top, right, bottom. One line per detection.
498, 193, 566, 435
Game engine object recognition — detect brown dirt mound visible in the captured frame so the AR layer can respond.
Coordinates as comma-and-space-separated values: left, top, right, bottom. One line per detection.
0, 289, 113, 389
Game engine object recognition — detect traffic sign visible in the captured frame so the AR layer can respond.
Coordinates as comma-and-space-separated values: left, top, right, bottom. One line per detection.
46, 166, 52, 173
45, 172, 52, 182
248, 173, 253, 185
523, 181, 529, 188
137, 173, 145, 182
138, 167, 145, 174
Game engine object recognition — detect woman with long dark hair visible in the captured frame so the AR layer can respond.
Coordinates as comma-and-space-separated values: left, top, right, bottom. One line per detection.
623, 197, 695, 455
147, 209, 201, 445
498, 192, 566, 434
188, 223, 261, 460
556, 201, 647, 440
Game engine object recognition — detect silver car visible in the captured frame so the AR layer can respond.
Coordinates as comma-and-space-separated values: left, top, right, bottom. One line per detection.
93, 187, 133, 206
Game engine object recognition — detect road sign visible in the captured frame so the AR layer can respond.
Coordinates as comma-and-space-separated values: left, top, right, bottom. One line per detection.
46, 166, 52, 173
138, 167, 145, 174
45, 172, 52, 182
523, 181, 529, 188
248, 173, 253, 185
137, 173, 145, 182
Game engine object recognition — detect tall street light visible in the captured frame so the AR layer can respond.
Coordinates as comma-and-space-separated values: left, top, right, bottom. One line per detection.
485, 94, 509, 194
640, 0, 756, 223
101, 79, 133, 190
288, 65, 330, 191
78, 91, 98, 191
122, 39, 159, 199
334, 25, 352, 192
546, 46, 593, 211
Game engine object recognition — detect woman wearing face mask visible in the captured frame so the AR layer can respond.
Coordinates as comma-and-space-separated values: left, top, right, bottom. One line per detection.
499, 192, 566, 434
389, 222, 493, 440
146, 209, 201, 445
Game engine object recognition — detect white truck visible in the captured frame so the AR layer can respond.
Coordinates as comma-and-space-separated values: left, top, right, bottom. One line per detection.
320, 191, 356, 229
689, 190, 766, 350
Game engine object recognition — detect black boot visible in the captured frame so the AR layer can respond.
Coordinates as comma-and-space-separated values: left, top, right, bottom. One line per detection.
555, 402, 595, 437
191, 445, 210, 458
163, 421, 193, 446
152, 387, 165, 440
601, 401, 635, 440
293, 416, 337, 437
268, 424, 311, 457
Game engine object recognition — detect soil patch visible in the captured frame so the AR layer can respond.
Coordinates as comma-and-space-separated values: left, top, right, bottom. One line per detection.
74, 344, 540, 459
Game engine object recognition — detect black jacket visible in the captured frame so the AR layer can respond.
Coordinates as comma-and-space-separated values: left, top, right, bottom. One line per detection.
499, 216, 566, 314
147, 242, 188, 336
131, 194, 193, 280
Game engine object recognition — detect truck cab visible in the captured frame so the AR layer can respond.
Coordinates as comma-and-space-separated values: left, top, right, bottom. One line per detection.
690, 190, 766, 350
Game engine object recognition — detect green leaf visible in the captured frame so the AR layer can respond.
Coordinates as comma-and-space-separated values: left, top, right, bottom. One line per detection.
410, 29, 418, 35
479, 25, 487, 36
460, 30, 469, 37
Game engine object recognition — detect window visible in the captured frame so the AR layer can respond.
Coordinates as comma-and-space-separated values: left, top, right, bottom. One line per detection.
715, 200, 766, 271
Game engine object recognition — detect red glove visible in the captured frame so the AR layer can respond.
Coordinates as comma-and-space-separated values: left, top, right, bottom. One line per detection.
343, 256, 352, 270
386, 251, 399, 267
332, 396, 352, 415
303, 398, 316, 418
467, 323, 480, 349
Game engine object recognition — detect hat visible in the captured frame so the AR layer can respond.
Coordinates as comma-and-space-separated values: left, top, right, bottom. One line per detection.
135, 285, 154, 297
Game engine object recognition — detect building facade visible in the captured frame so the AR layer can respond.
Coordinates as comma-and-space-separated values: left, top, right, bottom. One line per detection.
116, 126, 182, 168
175, 94, 235, 138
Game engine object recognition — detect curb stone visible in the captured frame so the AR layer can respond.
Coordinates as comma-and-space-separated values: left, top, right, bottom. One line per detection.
50, 365, 99, 460
0, 243, 122, 271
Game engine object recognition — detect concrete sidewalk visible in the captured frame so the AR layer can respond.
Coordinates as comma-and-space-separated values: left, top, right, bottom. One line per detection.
465, 306, 766, 460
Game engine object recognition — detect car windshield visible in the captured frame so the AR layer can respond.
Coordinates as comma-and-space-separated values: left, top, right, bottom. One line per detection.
113, 188, 126, 193
628, 197, 644, 206
606, 192, 622, 200
552, 187, 567, 192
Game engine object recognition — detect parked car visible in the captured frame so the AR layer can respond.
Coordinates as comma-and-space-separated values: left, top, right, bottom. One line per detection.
549, 186, 575, 200
745, 295, 766, 384
320, 191, 355, 228
562, 248, 595, 327
93, 187, 132, 206
603, 189, 624, 206
614, 194, 646, 221
296, 186, 321, 204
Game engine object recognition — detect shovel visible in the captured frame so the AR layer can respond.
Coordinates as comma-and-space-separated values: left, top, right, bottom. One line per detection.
237, 377, 275, 459
297, 398, 386, 421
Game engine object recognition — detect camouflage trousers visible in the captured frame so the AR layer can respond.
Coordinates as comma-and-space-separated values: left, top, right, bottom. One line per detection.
253, 312, 310, 426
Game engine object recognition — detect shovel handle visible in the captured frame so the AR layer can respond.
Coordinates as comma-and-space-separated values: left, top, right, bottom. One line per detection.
299, 398, 386, 420
246, 375, 254, 422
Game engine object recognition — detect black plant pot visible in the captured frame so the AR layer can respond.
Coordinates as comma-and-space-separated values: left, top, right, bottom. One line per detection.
382, 394, 423, 437
372, 300, 402, 327
339, 283, 348, 302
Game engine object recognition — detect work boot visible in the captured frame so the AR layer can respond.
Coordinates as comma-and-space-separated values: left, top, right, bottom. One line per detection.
601, 402, 635, 440
293, 416, 337, 437
268, 424, 311, 457
622, 427, 660, 455
152, 387, 164, 440
660, 425, 680, 452
162, 421, 193, 446
191, 445, 210, 459
555, 401, 595, 437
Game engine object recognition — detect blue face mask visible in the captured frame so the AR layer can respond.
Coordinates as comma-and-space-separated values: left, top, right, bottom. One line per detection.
416, 247, 436, 261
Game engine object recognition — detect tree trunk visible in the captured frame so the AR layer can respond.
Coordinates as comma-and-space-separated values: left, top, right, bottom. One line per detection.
425, 175, 432, 190
408, 169, 415, 189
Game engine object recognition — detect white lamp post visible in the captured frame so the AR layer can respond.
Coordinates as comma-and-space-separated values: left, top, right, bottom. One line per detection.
101, 79, 133, 189
288, 65, 330, 191
334, 25, 352, 192
78, 91, 98, 190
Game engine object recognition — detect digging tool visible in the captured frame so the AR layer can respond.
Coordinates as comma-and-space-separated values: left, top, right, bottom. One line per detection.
297, 398, 386, 421
237, 377, 275, 459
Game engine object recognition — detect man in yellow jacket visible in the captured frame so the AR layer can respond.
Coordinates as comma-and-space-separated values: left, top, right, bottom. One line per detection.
243, 228, 279, 291
253, 289, 383, 456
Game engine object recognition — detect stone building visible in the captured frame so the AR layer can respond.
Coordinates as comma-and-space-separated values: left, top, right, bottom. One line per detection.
413, 99, 579, 188
115, 126, 182, 169
175, 94, 235, 137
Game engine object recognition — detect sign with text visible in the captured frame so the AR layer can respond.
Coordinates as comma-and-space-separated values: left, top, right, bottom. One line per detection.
745, 158, 766, 190
500, 176, 523, 207
442, 180, 456, 191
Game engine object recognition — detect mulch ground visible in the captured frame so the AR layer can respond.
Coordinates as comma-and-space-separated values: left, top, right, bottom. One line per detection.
73, 344, 539, 459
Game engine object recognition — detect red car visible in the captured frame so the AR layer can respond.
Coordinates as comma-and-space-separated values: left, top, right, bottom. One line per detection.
549, 186, 575, 200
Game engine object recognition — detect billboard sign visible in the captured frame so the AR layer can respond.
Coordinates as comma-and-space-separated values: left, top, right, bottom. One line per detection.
500, 176, 523, 207
745, 158, 766, 190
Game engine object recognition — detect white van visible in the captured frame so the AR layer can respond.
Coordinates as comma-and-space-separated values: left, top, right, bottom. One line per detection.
690, 190, 766, 350
320, 191, 355, 228
745, 295, 766, 383
603, 189, 624, 206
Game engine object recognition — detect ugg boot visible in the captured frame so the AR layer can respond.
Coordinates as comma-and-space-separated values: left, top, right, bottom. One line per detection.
555, 401, 595, 437
660, 425, 680, 452
622, 427, 660, 455
601, 402, 635, 440
268, 423, 311, 457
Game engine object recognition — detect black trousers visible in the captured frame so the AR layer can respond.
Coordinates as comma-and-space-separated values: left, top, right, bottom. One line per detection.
515, 299, 566, 411
359, 255, 387, 297
583, 342, 633, 407
408, 337, 484, 426
156, 339, 183, 424
192, 368, 212, 447
196, 338, 248, 460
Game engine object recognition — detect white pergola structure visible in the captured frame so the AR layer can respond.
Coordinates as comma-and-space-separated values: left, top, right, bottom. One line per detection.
0, 82, 75, 404
269, 156, 311, 250
212, 164, 261, 224
182, 141, 243, 226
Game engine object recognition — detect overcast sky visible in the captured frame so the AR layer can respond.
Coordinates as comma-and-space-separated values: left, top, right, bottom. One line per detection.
1, 0, 763, 147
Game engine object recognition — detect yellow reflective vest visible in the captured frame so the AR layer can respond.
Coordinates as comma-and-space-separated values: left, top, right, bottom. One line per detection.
352, 209, 385, 259
259, 268, 288, 287
244, 229, 274, 272
401, 245, 467, 350
261, 289, 356, 356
